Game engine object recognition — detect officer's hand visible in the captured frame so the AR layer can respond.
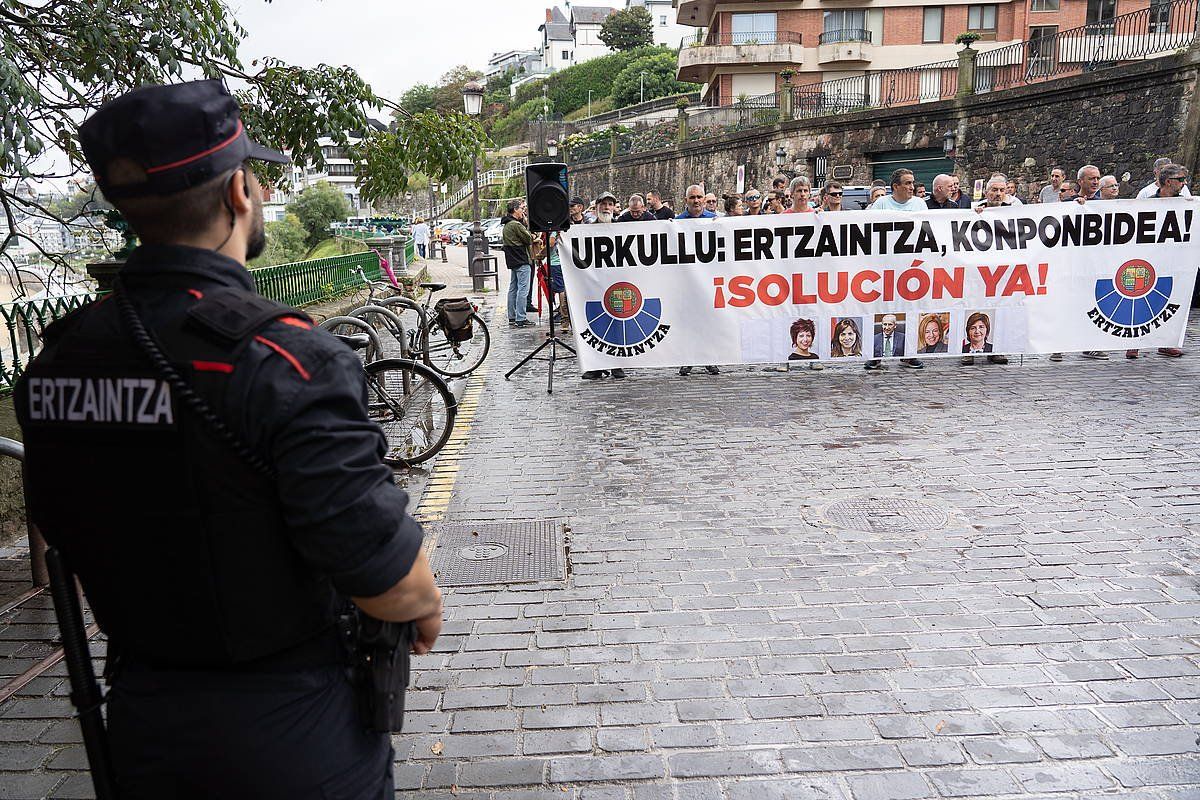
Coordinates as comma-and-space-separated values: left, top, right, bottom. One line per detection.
412, 605, 443, 655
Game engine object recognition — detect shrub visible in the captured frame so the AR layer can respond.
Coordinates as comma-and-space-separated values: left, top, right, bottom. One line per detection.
611, 52, 697, 108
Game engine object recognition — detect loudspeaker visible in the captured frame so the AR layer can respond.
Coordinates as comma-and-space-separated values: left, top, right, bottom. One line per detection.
526, 162, 571, 233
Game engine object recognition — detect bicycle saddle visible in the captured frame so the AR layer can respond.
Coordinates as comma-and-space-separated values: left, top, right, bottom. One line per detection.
419, 282, 447, 292
333, 333, 371, 351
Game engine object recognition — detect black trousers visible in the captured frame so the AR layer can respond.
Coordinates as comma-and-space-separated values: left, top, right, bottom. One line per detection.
107, 665, 393, 799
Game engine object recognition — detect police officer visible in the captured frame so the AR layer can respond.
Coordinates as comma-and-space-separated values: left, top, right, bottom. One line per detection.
15, 80, 443, 798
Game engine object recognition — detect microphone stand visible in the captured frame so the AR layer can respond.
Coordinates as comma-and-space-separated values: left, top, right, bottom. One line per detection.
505, 230, 576, 393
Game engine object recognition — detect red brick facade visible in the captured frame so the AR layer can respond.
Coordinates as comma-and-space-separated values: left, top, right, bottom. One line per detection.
690, 0, 1166, 105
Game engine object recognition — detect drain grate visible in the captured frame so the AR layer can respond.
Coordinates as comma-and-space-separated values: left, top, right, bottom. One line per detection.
428, 519, 566, 587
821, 497, 949, 533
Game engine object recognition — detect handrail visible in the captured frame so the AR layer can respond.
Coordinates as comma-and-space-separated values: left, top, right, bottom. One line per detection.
250, 251, 382, 309
682, 30, 803, 47
819, 28, 873, 45
0, 436, 47, 589
973, 0, 1200, 91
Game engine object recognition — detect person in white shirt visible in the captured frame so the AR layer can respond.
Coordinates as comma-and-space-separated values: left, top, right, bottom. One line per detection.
1039, 168, 1066, 203
1005, 179, 1025, 206
411, 218, 430, 260
870, 168, 928, 212
1137, 157, 1193, 199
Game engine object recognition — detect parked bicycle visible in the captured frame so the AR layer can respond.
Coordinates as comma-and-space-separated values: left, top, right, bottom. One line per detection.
353, 268, 490, 378
317, 316, 456, 466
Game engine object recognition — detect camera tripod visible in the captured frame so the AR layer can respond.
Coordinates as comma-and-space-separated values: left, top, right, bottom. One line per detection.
505, 231, 576, 393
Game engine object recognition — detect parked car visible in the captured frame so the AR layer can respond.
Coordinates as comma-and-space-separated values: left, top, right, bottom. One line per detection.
484, 220, 505, 246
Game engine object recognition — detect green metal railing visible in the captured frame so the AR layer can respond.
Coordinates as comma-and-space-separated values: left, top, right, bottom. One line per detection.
0, 251, 386, 396
0, 293, 100, 394
250, 250, 381, 309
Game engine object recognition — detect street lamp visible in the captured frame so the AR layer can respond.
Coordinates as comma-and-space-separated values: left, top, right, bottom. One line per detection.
774, 145, 787, 171
942, 129, 957, 160
639, 70, 651, 105
547, 139, 559, 159
462, 80, 487, 289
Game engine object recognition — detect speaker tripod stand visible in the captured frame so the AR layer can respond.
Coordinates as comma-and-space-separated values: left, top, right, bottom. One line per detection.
505, 231, 576, 393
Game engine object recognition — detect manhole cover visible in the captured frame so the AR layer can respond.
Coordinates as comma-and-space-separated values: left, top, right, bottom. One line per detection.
821, 497, 949, 533
429, 519, 565, 586
460, 543, 508, 561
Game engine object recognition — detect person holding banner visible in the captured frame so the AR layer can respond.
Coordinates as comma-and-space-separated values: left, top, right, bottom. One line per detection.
724, 194, 745, 216
677, 184, 720, 376
744, 189, 765, 215
783, 176, 815, 213
1128, 163, 1191, 359
616, 194, 656, 223
676, 185, 717, 220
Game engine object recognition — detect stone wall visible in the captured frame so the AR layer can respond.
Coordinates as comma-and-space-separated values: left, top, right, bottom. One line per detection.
566, 47, 1200, 206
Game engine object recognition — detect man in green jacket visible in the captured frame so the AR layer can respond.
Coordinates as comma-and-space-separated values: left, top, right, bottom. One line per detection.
501, 199, 534, 327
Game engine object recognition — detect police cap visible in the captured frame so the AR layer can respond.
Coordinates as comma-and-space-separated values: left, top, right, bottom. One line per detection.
80, 79, 290, 199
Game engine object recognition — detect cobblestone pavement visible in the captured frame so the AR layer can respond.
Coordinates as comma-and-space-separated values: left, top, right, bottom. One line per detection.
0, 250, 1197, 797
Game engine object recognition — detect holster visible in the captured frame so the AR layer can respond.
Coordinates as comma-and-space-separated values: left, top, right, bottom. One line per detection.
339, 608, 417, 733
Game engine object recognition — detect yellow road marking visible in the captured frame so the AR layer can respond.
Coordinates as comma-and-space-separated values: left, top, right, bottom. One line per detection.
414, 358, 490, 556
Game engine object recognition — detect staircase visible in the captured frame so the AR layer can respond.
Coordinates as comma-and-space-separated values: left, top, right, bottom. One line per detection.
433, 157, 529, 219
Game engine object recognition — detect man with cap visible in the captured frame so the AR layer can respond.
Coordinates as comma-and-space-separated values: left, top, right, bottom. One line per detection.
568, 196, 587, 227
14, 80, 442, 799
591, 191, 618, 224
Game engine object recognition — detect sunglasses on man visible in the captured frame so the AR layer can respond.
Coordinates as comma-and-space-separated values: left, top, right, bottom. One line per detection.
745, 194, 761, 201
826, 191, 843, 197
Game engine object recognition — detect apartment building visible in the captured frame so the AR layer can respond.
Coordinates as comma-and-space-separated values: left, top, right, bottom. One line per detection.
676, 0, 1160, 105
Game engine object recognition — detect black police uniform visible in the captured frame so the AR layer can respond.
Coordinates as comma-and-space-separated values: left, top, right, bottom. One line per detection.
14, 81, 424, 799
17, 245, 422, 798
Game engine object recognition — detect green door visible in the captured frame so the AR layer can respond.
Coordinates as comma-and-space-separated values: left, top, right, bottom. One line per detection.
870, 148, 953, 189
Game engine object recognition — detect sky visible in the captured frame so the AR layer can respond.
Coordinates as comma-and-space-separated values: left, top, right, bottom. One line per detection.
231, 0, 620, 102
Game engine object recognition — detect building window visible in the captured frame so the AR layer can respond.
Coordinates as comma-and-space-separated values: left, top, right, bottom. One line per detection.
1150, 0, 1172, 32
823, 9, 869, 40
1028, 25, 1057, 75
1030, 0, 1059, 10
967, 4, 998, 31
730, 12, 777, 44
660, 15, 667, 25
923, 7, 943, 42
327, 163, 356, 177
1086, 0, 1116, 30
562, 49, 570, 60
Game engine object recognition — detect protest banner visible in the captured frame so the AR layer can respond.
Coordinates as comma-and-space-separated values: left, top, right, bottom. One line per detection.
557, 200, 1200, 371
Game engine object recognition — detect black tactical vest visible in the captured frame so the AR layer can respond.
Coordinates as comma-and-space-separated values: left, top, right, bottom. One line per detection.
15, 285, 337, 668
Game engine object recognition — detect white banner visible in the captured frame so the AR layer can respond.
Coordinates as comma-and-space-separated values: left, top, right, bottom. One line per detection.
558, 200, 1200, 371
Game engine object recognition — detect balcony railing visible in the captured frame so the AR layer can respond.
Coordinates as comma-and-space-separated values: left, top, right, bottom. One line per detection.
682, 30, 803, 47
578, 0, 1199, 164
819, 28, 873, 45
975, 0, 1200, 91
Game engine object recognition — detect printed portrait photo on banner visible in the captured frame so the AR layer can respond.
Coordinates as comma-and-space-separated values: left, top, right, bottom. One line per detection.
962, 310, 998, 354
788, 318, 821, 362
872, 313, 907, 358
917, 312, 951, 354
830, 317, 864, 358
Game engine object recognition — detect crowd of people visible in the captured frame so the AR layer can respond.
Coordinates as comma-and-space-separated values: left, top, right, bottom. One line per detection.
497, 156, 1194, 379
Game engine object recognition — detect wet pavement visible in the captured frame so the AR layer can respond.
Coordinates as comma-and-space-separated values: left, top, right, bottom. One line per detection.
0, 248, 1198, 798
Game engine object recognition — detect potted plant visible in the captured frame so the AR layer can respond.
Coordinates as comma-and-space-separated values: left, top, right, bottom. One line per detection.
955, 31, 981, 48
779, 69, 796, 87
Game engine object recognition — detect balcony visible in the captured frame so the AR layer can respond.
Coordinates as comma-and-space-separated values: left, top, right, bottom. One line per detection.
817, 28, 874, 64
676, 0, 717, 27
678, 31, 804, 83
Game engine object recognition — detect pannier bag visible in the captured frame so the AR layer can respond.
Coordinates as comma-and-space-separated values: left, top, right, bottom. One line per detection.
434, 297, 475, 343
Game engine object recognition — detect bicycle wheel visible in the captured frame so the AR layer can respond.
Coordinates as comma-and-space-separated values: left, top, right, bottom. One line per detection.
364, 358, 456, 466
376, 295, 426, 359
424, 312, 490, 377
319, 316, 383, 364
350, 304, 411, 359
